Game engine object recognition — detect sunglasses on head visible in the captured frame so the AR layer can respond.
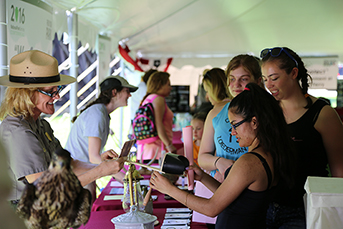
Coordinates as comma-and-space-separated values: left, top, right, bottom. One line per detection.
260, 47, 298, 68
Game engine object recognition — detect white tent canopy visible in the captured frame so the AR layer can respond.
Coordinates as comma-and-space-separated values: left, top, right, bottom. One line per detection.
44, 0, 343, 68
1, 0, 342, 156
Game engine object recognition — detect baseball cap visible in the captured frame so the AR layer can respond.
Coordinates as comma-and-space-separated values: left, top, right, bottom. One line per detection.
100, 75, 138, 92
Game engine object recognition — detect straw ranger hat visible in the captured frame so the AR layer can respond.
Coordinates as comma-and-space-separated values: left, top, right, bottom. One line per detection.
0, 50, 76, 88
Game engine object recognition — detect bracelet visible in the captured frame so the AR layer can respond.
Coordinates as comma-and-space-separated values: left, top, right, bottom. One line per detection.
214, 157, 221, 168
185, 192, 190, 206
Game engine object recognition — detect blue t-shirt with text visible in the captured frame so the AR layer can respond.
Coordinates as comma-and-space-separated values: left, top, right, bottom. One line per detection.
211, 102, 248, 176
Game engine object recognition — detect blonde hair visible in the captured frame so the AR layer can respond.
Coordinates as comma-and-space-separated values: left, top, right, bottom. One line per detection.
202, 68, 231, 103
141, 71, 170, 104
0, 87, 37, 120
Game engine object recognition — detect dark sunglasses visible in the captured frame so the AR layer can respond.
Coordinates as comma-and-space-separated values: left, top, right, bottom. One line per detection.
231, 117, 249, 130
37, 85, 63, 98
260, 47, 298, 68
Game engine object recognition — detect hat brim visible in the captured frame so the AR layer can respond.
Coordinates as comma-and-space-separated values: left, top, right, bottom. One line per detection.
0, 74, 76, 88
128, 86, 138, 92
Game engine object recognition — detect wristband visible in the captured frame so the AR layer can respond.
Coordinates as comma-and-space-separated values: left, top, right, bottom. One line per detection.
214, 157, 221, 168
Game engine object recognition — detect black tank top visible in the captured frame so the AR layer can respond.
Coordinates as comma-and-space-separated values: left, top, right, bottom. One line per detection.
273, 99, 329, 207
215, 152, 273, 229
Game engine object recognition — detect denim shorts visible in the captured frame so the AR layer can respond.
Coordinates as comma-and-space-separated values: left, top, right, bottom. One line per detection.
266, 202, 306, 229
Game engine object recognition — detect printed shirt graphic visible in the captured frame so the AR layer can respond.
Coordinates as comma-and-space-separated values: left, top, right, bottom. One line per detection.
211, 102, 248, 176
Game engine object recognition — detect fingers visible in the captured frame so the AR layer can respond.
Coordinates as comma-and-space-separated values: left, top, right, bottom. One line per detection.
149, 177, 155, 188
151, 172, 157, 181
101, 149, 119, 161
108, 157, 126, 173
113, 150, 119, 157
149, 172, 158, 187
107, 149, 119, 158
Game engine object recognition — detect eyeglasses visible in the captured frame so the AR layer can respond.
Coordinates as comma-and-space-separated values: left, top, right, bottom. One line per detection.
37, 85, 62, 98
260, 47, 298, 68
231, 117, 249, 130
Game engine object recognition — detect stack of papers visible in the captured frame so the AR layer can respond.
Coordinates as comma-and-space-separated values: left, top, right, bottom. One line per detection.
161, 208, 192, 228
166, 208, 192, 213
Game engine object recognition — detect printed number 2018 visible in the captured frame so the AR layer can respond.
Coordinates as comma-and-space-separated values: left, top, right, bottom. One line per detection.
11, 5, 25, 24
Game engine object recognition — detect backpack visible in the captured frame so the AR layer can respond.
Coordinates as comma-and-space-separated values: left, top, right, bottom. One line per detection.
132, 95, 160, 144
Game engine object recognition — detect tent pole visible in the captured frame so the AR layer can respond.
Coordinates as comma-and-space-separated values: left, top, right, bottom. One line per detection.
0, 0, 7, 103
67, 11, 78, 127
118, 59, 124, 147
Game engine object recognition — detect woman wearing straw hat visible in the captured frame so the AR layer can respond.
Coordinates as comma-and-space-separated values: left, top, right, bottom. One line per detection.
0, 50, 125, 205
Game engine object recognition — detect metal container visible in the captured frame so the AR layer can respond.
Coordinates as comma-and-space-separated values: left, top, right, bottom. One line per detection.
111, 205, 157, 229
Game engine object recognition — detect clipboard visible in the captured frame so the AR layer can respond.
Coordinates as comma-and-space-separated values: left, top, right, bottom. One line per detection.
119, 139, 136, 158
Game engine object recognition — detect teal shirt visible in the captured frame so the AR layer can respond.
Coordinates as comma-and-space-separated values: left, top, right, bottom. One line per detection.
211, 102, 248, 176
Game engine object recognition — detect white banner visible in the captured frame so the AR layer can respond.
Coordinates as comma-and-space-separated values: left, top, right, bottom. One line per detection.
97, 34, 111, 83
303, 57, 338, 90
7, 0, 53, 59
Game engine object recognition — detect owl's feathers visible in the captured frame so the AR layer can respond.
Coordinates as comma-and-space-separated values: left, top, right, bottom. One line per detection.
16, 148, 91, 229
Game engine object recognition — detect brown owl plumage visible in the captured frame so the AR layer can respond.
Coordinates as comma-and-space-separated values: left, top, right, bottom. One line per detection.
16, 148, 91, 229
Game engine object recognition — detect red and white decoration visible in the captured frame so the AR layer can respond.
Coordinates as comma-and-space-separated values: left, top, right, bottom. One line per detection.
118, 43, 173, 72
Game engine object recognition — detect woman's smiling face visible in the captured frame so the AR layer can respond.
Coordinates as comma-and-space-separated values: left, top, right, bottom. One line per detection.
33, 86, 60, 119
262, 60, 296, 101
116, 87, 131, 106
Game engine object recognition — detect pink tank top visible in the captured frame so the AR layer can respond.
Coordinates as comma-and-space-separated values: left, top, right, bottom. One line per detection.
137, 94, 174, 161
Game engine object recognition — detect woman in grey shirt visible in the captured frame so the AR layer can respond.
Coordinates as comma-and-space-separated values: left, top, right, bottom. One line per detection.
0, 50, 125, 203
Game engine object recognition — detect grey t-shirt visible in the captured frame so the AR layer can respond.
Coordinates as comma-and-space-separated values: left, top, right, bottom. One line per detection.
0, 115, 61, 200
65, 104, 110, 163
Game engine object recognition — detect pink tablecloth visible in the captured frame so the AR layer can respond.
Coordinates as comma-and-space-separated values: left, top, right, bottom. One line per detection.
92, 177, 185, 212
86, 174, 208, 228
77, 208, 208, 229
